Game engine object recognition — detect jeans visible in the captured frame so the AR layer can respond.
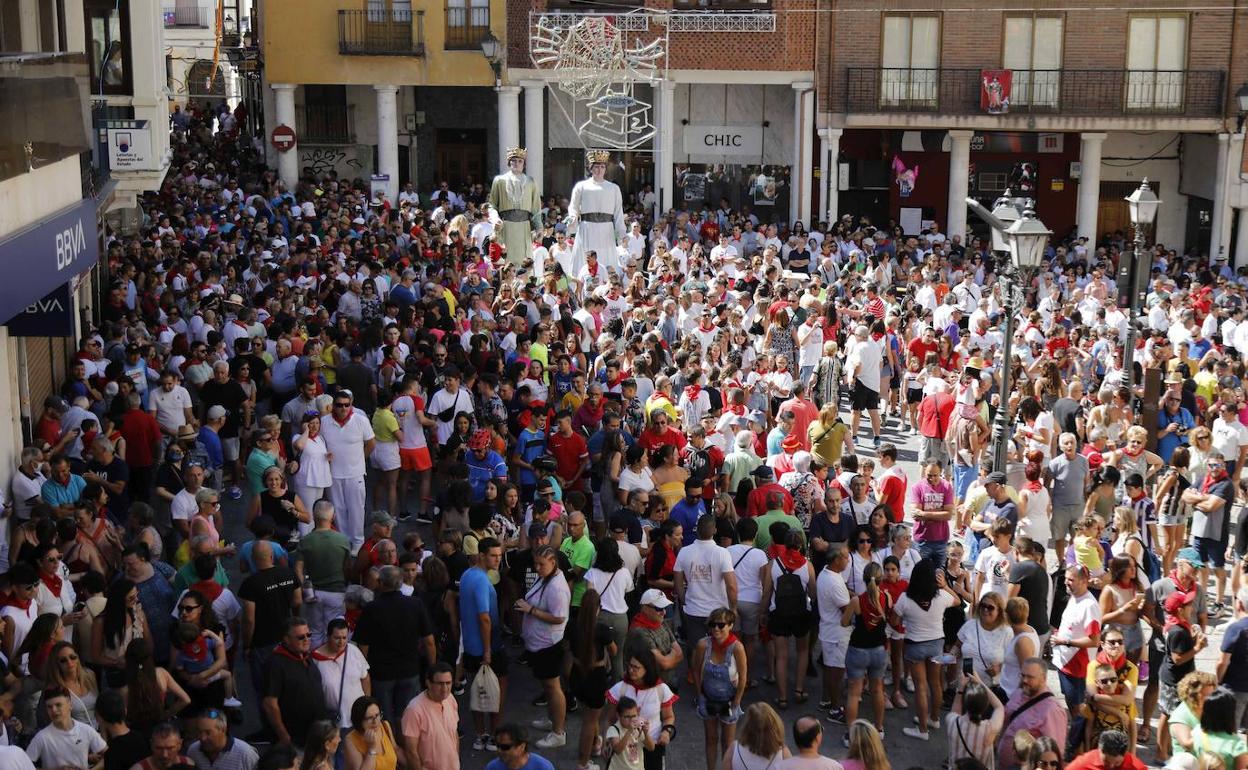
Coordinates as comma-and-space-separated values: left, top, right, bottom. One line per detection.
799, 365, 815, 387
916, 539, 948, 569
373, 675, 422, 726
953, 463, 976, 502
247, 644, 276, 713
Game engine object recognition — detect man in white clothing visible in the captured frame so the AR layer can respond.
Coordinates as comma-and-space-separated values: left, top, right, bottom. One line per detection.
847, 325, 884, 449
427, 367, 474, 445
816, 544, 852, 723
673, 515, 738, 643
319, 390, 375, 549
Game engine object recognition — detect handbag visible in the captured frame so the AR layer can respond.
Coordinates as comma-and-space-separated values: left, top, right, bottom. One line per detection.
470, 663, 501, 713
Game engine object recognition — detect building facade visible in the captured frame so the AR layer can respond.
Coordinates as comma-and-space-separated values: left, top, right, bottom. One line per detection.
818, 0, 1248, 258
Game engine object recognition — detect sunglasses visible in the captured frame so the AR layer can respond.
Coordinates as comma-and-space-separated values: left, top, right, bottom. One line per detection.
290, 633, 311, 641
58, 654, 78, 663
334, 402, 351, 408
858, 539, 872, 544
1036, 762, 1060, 769
1103, 638, 1124, 646
979, 604, 998, 612
710, 622, 731, 629
178, 604, 201, 613
495, 743, 515, 752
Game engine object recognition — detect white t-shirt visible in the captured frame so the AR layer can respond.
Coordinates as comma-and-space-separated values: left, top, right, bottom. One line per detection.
521, 572, 571, 651
973, 545, 1018, 601
25, 721, 106, 770
1053, 590, 1102, 673
725, 544, 769, 604
319, 410, 375, 479
673, 539, 735, 618
957, 619, 1014, 682
849, 337, 884, 392
0, 746, 34, 770
150, 385, 193, 433
894, 591, 956, 643
427, 388, 474, 444
171, 488, 199, 524
314, 644, 370, 727
391, 394, 430, 450
815, 566, 851, 642
585, 566, 633, 615
11, 470, 46, 521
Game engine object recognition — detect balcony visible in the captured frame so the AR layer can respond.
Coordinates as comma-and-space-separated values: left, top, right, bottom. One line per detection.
0, 53, 91, 185
338, 10, 425, 56
444, 4, 490, 50
843, 68, 1225, 118
163, 4, 211, 28
298, 104, 356, 144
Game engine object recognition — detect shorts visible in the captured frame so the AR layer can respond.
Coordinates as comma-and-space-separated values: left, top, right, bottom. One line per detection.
463, 648, 510, 679
696, 697, 742, 724
903, 638, 944, 663
845, 645, 887, 682
1159, 682, 1181, 712
1147, 631, 1165, 685
526, 641, 565, 681
1193, 535, 1226, 569
919, 437, 950, 469
1159, 509, 1185, 527
1051, 504, 1082, 543
767, 611, 811, 638
852, 381, 880, 412
906, 387, 924, 405
222, 437, 240, 462
370, 441, 400, 471
1107, 621, 1144, 654
820, 633, 848, 669
399, 446, 432, 472
736, 601, 761, 636
573, 665, 610, 710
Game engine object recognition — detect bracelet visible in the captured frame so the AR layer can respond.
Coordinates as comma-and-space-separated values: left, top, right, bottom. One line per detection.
661, 724, 676, 739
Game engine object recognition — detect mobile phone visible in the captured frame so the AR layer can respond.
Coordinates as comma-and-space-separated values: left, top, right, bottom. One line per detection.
962, 658, 974, 676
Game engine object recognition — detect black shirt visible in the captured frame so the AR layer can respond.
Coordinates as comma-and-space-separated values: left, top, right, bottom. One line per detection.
238, 566, 299, 647
103, 730, 150, 770
1052, 397, 1083, 438
199, 379, 248, 438
352, 590, 434, 680
1161, 625, 1196, 686
336, 362, 376, 415
1008, 559, 1051, 634
264, 647, 327, 745
87, 456, 131, 522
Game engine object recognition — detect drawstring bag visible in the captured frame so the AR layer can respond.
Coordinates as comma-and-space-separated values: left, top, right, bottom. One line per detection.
470, 664, 501, 713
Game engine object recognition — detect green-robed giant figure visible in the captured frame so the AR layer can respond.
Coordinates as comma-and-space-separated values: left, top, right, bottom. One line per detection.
487, 147, 542, 266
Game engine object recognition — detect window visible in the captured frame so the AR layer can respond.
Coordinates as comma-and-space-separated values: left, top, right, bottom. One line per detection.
302, 85, 352, 143
1127, 15, 1187, 110
367, 0, 411, 22
445, 0, 489, 49
881, 15, 939, 107
85, 0, 131, 96
1003, 15, 1062, 107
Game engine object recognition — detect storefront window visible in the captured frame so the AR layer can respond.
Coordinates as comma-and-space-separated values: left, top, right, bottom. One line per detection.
85, 0, 131, 96
673, 164, 791, 226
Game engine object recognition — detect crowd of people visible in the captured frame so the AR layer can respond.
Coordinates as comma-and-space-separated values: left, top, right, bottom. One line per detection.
3, 99, 1248, 770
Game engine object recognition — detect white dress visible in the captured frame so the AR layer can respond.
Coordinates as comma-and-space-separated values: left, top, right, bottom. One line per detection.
567, 177, 625, 277
1017, 484, 1052, 547
293, 434, 332, 534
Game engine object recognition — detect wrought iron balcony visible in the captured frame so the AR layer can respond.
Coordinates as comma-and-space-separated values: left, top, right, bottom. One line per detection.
843, 68, 1225, 118
163, 4, 211, 28
338, 10, 425, 56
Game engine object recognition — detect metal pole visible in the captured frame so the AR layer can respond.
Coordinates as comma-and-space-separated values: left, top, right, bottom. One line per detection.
1123, 231, 1143, 394
992, 265, 1015, 472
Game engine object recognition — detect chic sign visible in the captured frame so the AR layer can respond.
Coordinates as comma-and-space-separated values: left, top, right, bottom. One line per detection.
683, 125, 763, 156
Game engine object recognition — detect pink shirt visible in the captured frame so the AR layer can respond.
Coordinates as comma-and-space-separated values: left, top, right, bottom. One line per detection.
908, 478, 954, 544
400, 692, 460, 770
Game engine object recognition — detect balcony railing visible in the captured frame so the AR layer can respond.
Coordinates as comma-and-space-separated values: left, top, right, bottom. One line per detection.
0, 53, 90, 184
338, 10, 425, 56
844, 68, 1225, 118
298, 104, 356, 144
163, 4, 211, 28
444, 5, 490, 50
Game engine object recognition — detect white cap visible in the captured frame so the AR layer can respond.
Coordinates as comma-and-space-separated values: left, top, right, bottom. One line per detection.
640, 588, 673, 609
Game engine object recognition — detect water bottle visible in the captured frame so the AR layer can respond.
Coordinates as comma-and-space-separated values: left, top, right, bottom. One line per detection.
303, 577, 318, 604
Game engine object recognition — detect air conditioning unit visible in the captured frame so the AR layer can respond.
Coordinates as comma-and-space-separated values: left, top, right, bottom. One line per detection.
978, 171, 1008, 193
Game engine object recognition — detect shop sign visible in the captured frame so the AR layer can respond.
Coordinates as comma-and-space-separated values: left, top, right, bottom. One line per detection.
0, 198, 99, 327
683, 125, 763, 156
107, 122, 156, 170
6, 284, 74, 337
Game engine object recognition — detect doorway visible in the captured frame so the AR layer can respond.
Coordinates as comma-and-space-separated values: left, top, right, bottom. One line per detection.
435, 128, 486, 188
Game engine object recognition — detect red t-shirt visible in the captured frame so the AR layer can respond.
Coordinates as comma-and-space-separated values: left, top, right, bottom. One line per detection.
547, 430, 589, 486
637, 426, 687, 453
907, 338, 938, 365
877, 466, 908, 523
746, 483, 794, 518
119, 409, 162, 467
918, 392, 956, 440
1065, 751, 1147, 770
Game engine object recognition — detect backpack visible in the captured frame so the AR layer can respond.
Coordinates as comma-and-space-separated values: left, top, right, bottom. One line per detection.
773, 562, 807, 618
1130, 535, 1162, 584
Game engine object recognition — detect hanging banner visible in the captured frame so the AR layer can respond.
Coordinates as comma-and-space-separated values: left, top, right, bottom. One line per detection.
981, 70, 1012, 115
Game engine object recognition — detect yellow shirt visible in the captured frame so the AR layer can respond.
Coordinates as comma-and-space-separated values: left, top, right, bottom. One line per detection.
1074, 534, 1104, 574
321, 343, 339, 385
561, 392, 586, 413
371, 408, 400, 443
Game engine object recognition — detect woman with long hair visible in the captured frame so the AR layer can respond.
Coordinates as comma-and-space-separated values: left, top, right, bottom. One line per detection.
1155, 445, 1192, 573
760, 529, 814, 709
573, 589, 614, 770
722, 702, 790, 770
343, 696, 402, 770
1017, 460, 1052, 548
38, 640, 99, 728
122, 637, 189, 734
891, 559, 960, 741
956, 590, 1011, 686
585, 539, 632, 680
644, 521, 682, 606
841, 720, 890, 770
1100, 548, 1146, 663
91, 578, 150, 688
692, 607, 747, 770
1002, 597, 1039, 700
946, 675, 1005, 769
300, 719, 341, 770
1192, 687, 1248, 770
842, 561, 891, 734
650, 445, 690, 510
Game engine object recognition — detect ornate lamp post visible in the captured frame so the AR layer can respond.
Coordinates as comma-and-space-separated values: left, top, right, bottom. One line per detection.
1122, 179, 1161, 394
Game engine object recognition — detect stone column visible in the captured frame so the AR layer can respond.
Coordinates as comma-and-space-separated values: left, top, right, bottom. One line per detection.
1213, 132, 1239, 262
521, 80, 545, 197
1235, 207, 1248, 268
374, 85, 399, 202
820, 128, 843, 223
1077, 132, 1107, 242
657, 80, 676, 215
19, 0, 39, 52
496, 85, 520, 175
799, 87, 815, 224
946, 130, 974, 241
271, 83, 298, 188
791, 81, 815, 225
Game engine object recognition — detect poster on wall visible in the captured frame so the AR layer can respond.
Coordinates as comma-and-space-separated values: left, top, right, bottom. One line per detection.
981, 70, 1012, 115
750, 170, 778, 205
892, 156, 919, 198
683, 172, 706, 202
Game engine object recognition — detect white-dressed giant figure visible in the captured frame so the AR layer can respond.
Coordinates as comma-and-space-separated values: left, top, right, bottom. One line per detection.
488, 147, 542, 266
565, 149, 626, 278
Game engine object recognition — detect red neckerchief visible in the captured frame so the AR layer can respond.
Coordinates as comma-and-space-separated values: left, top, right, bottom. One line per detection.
1202, 467, 1228, 493
1024, 480, 1043, 492
190, 579, 224, 602
5, 594, 30, 611
684, 384, 702, 402
1094, 650, 1128, 674
727, 404, 746, 416
1168, 568, 1196, 594
345, 607, 361, 631
273, 643, 310, 665
711, 632, 740, 656
630, 612, 663, 631
333, 406, 354, 426
699, 321, 715, 332
768, 545, 807, 572
39, 570, 62, 598
311, 647, 347, 662
1122, 446, 1143, 459
1129, 490, 1145, 502
870, 332, 885, 342
775, 366, 788, 374
233, 319, 248, 329
587, 261, 599, 277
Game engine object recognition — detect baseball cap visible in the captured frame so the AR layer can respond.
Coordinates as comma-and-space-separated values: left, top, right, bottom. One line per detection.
750, 465, 774, 479
640, 588, 673, 610
1176, 547, 1204, 568
206, 405, 227, 420
1163, 591, 1195, 614
985, 471, 1008, 485
369, 511, 396, 528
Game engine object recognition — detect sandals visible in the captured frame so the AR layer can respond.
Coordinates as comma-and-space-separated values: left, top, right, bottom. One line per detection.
761, 674, 777, 685
775, 697, 789, 710
794, 689, 809, 704
891, 692, 909, 709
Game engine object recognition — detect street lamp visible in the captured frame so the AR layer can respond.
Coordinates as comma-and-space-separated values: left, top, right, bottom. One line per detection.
966, 196, 1050, 473
479, 30, 503, 85
1122, 178, 1161, 394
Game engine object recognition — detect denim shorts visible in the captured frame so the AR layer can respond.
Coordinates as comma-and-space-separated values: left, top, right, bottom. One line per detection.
845, 645, 887, 681
696, 696, 742, 724
903, 638, 944, 663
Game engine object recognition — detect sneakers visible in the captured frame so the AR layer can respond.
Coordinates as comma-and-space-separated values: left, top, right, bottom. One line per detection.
902, 727, 930, 741
912, 716, 941, 729
396, 510, 413, 522
452, 678, 466, 697
536, 732, 567, 749
472, 734, 497, 752
1211, 601, 1227, 616
826, 707, 846, 724
532, 717, 553, 731
222, 696, 242, 708
904, 677, 916, 693
227, 485, 243, 500
414, 511, 434, 525
873, 435, 881, 449
532, 693, 548, 707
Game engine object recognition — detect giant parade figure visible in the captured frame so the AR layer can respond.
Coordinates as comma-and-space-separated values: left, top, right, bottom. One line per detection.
565, 149, 626, 279
487, 146, 542, 266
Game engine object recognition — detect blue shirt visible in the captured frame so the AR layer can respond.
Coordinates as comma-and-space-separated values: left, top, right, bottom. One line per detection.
41, 474, 86, 507
516, 428, 547, 486
459, 566, 499, 657
485, 755, 554, 770
198, 426, 224, 469
1157, 407, 1194, 463
1220, 616, 1248, 692
270, 354, 300, 394
466, 450, 508, 501
670, 497, 706, 546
